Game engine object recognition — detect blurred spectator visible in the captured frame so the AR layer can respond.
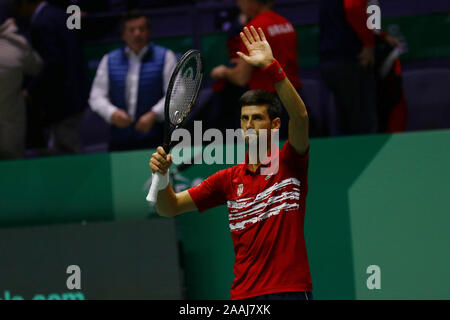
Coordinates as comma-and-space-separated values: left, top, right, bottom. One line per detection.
0, 5, 42, 160
70, 0, 109, 13
14, 0, 88, 154
374, 30, 408, 133
71, 0, 191, 13
319, 0, 378, 135
210, 0, 304, 139
89, 10, 177, 151
209, 9, 248, 132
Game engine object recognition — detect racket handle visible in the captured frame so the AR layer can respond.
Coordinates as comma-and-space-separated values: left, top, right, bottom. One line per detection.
146, 172, 162, 204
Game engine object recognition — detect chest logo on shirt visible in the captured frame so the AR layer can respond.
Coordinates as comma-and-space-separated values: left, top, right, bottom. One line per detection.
237, 184, 244, 197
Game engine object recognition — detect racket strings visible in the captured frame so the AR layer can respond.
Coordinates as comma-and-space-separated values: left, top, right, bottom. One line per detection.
168, 54, 202, 126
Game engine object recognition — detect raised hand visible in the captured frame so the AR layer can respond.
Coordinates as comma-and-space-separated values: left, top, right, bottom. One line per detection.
237, 26, 274, 69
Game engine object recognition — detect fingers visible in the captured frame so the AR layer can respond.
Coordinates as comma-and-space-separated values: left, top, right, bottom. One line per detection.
240, 31, 251, 49
157, 146, 167, 157
258, 27, 266, 42
250, 26, 260, 42
149, 148, 172, 174
236, 51, 250, 63
150, 155, 172, 172
112, 109, 132, 128
135, 119, 143, 132
135, 118, 151, 133
149, 157, 164, 173
243, 27, 254, 44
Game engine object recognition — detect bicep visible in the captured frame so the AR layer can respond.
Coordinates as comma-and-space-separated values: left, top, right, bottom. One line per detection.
288, 116, 309, 155
175, 190, 198, 215
90, 56, 109, 98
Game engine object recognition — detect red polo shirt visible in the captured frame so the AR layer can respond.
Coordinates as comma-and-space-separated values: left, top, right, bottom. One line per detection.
188, 141, 312, 300
239, 10, 302, 92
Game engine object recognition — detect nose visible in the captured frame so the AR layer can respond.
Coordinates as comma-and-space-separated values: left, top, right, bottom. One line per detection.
244, 119, 254, 130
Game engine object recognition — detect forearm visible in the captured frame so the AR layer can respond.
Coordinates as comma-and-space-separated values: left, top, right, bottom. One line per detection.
89, 55, 118, 123
274, 76, 308, 123
89, 93, 118, 124
149, 97, 165, 122
271, 62, 309, 153
155, 184, 179, 217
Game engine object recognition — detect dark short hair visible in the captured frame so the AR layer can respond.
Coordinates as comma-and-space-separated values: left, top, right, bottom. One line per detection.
120, 10, 149, 34
239, 90, 282, 120
12, 0, 41, 7
254, 0, 274, 5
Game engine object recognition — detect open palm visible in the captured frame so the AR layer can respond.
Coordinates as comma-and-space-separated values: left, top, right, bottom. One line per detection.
237, 26, 275, 69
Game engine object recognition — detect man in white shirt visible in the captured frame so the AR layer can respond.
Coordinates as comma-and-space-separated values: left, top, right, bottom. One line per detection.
89, 10, 177, 151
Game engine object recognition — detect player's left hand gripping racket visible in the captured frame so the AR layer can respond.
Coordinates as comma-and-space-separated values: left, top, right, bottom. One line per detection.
146, 49, 203, 204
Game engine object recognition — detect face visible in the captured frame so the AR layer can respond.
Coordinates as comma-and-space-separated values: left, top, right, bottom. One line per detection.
240, 105, 280, 145
237, 0, 256, 18
14, 1, 34, 18
122, 17, 150, 53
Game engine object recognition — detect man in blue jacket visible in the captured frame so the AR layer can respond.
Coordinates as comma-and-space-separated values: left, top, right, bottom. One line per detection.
89, 10, 177, 151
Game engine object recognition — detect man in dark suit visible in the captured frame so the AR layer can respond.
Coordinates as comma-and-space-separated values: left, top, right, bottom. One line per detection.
319, 0, 378, 135
14, 0, 87, 154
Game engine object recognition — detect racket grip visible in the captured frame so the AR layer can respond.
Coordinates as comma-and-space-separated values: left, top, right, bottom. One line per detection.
146, 171, 169, 204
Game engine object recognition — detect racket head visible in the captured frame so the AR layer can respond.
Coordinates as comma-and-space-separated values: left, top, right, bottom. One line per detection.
163, 49, 203, 151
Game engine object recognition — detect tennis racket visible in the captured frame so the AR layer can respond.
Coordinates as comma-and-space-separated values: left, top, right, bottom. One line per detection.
146, 49, 203, 203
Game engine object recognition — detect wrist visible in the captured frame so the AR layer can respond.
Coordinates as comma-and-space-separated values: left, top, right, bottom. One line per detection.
261, 58, 275, 69
153, 169, 170, 191
262, 59, 286, 83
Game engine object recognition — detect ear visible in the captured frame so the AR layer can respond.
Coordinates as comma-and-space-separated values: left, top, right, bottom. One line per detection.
271, 117, 281, 130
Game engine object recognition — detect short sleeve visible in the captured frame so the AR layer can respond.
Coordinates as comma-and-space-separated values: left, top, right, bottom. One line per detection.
188, 169, 229, 212
279, 140, 309, 178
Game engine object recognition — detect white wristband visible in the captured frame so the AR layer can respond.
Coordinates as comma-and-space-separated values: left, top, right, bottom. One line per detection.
153, 170, 169, 191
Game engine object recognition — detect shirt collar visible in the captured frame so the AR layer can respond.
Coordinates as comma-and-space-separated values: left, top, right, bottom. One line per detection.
31, 1, 47, 24
243, 144, 280, 175
125, 44, 149, 60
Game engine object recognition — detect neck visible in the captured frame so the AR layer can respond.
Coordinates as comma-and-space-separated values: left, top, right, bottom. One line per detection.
252, 5, 271, 18
247, 143, 272, 173
129, 45, 146, 55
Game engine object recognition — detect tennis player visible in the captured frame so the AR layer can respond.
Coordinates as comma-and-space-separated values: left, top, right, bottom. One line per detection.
150, 26, 312, 300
